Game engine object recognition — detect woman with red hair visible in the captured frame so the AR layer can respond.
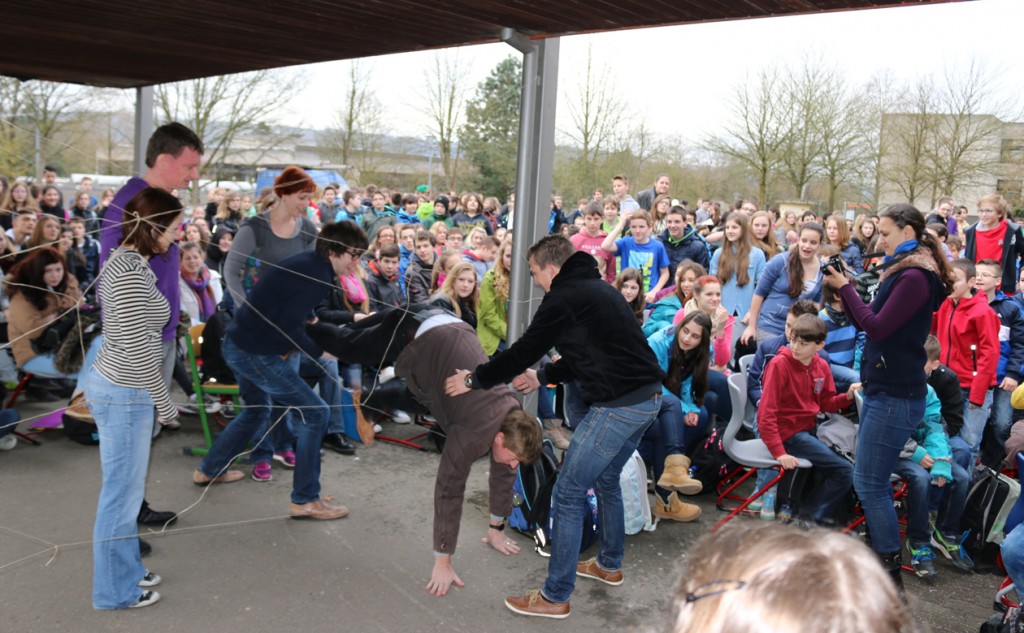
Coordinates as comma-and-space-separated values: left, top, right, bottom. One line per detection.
222, 166, 357, 476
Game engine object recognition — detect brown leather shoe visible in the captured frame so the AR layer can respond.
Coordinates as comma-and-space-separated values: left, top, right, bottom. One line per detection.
576, 557, 623, 586
192, 469, 245, 486
289, 498, 349, 520
504, 590, 570, 619
65, 392, 93, 422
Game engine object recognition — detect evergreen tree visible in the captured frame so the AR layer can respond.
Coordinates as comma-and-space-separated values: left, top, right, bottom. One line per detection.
461, 57, 522, 198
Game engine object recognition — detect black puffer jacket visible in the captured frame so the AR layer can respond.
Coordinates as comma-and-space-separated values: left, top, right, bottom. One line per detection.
473, 250, 664, 405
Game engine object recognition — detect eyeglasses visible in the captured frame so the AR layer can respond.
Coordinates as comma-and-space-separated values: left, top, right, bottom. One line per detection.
977, 272, 1000, 279
684, 579, 747, 604
978, 208, 997, 214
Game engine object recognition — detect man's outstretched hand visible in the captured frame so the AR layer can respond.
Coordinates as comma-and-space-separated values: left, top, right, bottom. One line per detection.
426, 555, 465, 597
444, 370, 472, 397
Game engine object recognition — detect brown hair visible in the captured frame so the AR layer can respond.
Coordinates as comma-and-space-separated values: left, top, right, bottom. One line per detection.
924, 334, 941, 362
674, 260, 707, 304
527, 235, 575, 270
121, 188, 184, 258
789, 313, 827, 344
273, 166, 316, 198
786, 223, 824, 298
614, 267, 646, 323
5, 247, 71, 310
671, 522, 913, 633
716, 212, 754, 288
881, 203, 955, 296
826, 213, 851, 249
499, 409, 543, 465
750, 210, 778, 259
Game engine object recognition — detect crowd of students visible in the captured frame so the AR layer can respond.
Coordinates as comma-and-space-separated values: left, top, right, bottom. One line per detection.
5, 150, 1024, 619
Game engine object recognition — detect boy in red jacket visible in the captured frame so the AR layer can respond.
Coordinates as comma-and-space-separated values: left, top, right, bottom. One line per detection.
759, 314, 860, 525
933, 258, 1000, 465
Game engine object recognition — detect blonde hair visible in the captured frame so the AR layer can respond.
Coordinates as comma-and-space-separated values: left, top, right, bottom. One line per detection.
979, 193, 1008, 219
215, 190, 242, 221
439, 261, 479, 317
750, 210, 778, 259
492, 240, 512, 302
671, 523, 913, 633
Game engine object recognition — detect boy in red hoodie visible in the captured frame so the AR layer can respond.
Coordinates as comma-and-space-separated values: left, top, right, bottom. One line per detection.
759, 314, 860, 525
933, 258, 1000, 464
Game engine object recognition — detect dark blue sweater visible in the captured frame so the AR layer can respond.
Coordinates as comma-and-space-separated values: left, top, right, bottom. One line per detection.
226, 250, 333, 358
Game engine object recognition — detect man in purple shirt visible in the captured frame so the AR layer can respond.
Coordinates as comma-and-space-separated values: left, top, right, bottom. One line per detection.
99, 122, 204, 544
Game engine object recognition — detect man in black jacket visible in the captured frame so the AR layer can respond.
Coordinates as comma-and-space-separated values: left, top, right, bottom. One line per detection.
444, 235, 664, 620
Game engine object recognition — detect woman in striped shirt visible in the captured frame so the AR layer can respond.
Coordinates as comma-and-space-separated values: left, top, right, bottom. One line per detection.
88, 188, 182, 610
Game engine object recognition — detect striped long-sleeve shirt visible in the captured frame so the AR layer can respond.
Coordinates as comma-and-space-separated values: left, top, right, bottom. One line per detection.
94, 247, 176, 421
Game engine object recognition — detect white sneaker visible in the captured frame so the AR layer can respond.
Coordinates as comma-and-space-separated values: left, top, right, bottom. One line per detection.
373, 423, 383, 434
378, 366, 396, 384
391, 409, 412, 424
0, 433, 16, 450
190, 393, 222, 414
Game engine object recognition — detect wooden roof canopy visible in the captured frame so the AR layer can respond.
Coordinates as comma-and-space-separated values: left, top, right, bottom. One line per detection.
2, 0, 964, 88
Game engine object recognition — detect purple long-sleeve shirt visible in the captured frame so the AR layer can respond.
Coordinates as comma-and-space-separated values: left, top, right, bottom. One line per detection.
838, 268, 931, 342
99, 176, 180, 342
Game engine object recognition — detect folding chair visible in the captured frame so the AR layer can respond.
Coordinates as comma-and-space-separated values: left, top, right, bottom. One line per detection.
182, 323, 241, 457
714, 373, 811, 532
737, 354, 755, 377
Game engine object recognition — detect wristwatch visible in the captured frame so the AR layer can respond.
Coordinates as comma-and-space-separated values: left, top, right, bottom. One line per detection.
464, 373, 474, 389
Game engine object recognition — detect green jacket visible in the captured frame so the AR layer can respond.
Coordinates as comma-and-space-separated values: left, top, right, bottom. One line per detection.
476, 268, 507, 356
423, 213, 454, 231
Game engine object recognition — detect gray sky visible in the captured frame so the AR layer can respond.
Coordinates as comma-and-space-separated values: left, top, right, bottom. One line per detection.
289, 0, 1024, 145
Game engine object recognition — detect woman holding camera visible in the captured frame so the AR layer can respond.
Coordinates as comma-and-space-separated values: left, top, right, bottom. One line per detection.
822, 203, 952, 590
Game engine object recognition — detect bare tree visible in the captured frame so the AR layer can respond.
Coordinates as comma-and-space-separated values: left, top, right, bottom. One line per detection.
705, 66, 788, 207
156, 69, 300, 197
423, 51, 467, 192
815, 70, 868, 214
884, 78, 938, 207
0, 77, 30, 177
779, 60, 826, 200
928, 60, 1009, 201
859, 71, 900, 211
317, 60, 389, 180
561, 46, 626, 190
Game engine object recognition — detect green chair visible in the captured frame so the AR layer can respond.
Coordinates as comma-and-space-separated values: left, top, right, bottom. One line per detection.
183, 323, 240, 457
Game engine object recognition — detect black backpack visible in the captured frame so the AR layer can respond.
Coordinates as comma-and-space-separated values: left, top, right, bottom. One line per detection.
961, 466, 1020, 570
508, 439, 599, 556
690, 421, 740, 494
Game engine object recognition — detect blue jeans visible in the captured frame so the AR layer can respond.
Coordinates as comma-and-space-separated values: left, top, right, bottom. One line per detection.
854, 391, 925, 553
894, 458, 970, 544
87, 369, 152, 609
782, 431, 853, 523
250, 354, 299, 464
705, 370, 731, 423
958, 387, 994, 465
200, 338, 329, 504
301, 355, 346, 435
542, 394, 660, 604
990, 387, 1015, 448
642, 393, 708, 502
23, 334, 102, 394
830, 363, 860, 394
1003, 523, 1024, 589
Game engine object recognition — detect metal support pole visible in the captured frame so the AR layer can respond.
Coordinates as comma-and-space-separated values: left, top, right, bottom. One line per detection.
502, 30, 559, 414
133, 86, 154, 176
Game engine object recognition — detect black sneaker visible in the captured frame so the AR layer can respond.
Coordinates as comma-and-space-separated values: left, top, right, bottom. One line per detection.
139, 538, 152, 558
137, 501, 178, 526
129, 591, 161, 608
907, 541, 938, 582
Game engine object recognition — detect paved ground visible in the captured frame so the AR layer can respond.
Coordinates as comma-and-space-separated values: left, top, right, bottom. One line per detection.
0, 398, 1009, 633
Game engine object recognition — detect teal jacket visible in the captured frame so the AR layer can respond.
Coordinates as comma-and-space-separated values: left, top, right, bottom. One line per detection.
902, 384, 953, 482
643, 294, 682, 338
647, 325, 700, 414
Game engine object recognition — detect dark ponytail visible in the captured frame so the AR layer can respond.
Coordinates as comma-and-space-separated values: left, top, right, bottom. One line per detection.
880, 204, 954, 297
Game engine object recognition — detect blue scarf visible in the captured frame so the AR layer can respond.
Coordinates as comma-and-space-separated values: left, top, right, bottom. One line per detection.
884, 239, 918, 263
